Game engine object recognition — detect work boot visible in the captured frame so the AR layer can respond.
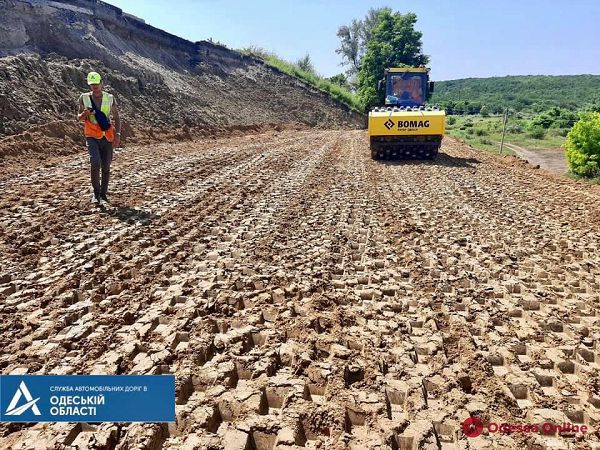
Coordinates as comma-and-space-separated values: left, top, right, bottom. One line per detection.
92, 193, 101, 205
100, 192, 109, 203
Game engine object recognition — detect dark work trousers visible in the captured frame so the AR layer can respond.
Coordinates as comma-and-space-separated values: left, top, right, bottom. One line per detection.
86, 137, 113, 196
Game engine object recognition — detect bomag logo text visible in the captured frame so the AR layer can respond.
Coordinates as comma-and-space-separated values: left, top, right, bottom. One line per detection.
398, 120, 430, 128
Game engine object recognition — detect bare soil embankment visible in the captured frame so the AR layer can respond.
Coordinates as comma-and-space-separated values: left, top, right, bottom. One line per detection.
0, 0, 364, 162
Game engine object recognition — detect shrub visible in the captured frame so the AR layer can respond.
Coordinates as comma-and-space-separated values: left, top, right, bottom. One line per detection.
557, 109, 578, 128
530, 107, 579, 129
490, 121, 503, 132
507, 124, 523, 134
447, 116, 457, 125
565, 112, 600, 177
587, 102, 600, 113
529, 126, 546, 139
328, 73, 351, 90
474, 128, 488, 136
480, 138, 492, 145
296, 54, 316, 74
529, 114, 553, 129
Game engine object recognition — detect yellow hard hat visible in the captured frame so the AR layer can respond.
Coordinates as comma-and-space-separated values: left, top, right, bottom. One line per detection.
87, 71, 102, 85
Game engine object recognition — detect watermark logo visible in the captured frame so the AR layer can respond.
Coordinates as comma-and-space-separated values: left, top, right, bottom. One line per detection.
463, 417, 484, 437
1, 375, 175, 423
462, 417, 589, 437
5, 381, 41, 416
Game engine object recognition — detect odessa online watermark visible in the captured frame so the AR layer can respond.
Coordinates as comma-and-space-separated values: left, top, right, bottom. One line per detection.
463, 417, 589, 438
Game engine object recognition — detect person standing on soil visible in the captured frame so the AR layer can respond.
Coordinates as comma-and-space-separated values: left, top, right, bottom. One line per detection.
77, 71, 121, 205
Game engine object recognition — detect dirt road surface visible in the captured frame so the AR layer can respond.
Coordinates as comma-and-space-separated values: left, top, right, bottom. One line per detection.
503, 142, 568, 175
1, 131, 599, 449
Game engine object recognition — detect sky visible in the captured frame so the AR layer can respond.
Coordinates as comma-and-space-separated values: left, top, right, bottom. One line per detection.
106, 0, 600, 81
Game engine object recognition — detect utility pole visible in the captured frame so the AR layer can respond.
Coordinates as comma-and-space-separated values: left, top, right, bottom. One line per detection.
499, 108, 509, 155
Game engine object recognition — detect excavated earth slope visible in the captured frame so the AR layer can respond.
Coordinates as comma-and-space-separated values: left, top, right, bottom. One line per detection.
0, 132, 599, 449
0, 0, 363, 160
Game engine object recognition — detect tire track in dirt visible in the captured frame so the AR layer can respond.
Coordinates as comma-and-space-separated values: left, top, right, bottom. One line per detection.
0, 131, 300, 294
0, 131, 340, 447
1, 131, 599, 450
0, 132, 322, 360
370, 137, 600, 449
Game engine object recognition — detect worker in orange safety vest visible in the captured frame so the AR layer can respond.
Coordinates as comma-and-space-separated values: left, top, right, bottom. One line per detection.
77, 71, 122, 205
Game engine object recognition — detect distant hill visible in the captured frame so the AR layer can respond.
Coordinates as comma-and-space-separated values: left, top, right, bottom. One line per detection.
431, 75, 600, 114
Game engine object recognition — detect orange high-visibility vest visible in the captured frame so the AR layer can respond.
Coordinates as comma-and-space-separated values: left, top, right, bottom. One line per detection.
81, 92, 115, 141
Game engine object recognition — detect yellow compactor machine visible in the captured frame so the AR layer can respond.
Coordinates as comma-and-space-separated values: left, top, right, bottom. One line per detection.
368, 67, 445, 159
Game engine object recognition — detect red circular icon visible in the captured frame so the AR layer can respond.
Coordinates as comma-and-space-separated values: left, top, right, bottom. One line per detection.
463, 417, 484, 438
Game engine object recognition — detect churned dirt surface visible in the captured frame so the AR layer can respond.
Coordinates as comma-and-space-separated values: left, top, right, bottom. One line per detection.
1, 132, 600, 449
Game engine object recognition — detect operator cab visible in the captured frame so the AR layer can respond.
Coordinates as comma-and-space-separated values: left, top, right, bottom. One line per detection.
379, 67, 434, 108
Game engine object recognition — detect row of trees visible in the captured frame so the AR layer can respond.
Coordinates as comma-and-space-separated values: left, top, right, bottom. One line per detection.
426, 101, 600, 118
437, 101, 495, 116
432, 75, 600, 114
440, 103, 581, 127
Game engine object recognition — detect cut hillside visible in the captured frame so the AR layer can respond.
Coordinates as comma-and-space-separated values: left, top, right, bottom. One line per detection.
0, 0, 364, 159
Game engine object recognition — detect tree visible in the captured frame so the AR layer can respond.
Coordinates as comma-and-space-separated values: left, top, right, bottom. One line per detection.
336, 8, 391, 77
586, 95, 600, 113
442, 100, 457, 115
466, 102, 482, 115
356, 11, 429, 109
565, 112, 600, 178
328, 73, 351, 90
361, 7, 392, 44
530, 107, 578, 129
336, 20, 363, 76
453, 101, 466, 115
554, 109, 578, 128
490, 104, 504, 115
296, 54, 315, 74
530, 112, 554, 129
480, 105, 490, 117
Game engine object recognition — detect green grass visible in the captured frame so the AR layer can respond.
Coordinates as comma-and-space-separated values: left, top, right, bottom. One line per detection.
448, 114, 600, 185
566, 172, 600, 185
238, 47, 364, 113
445, 115, 568, 155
